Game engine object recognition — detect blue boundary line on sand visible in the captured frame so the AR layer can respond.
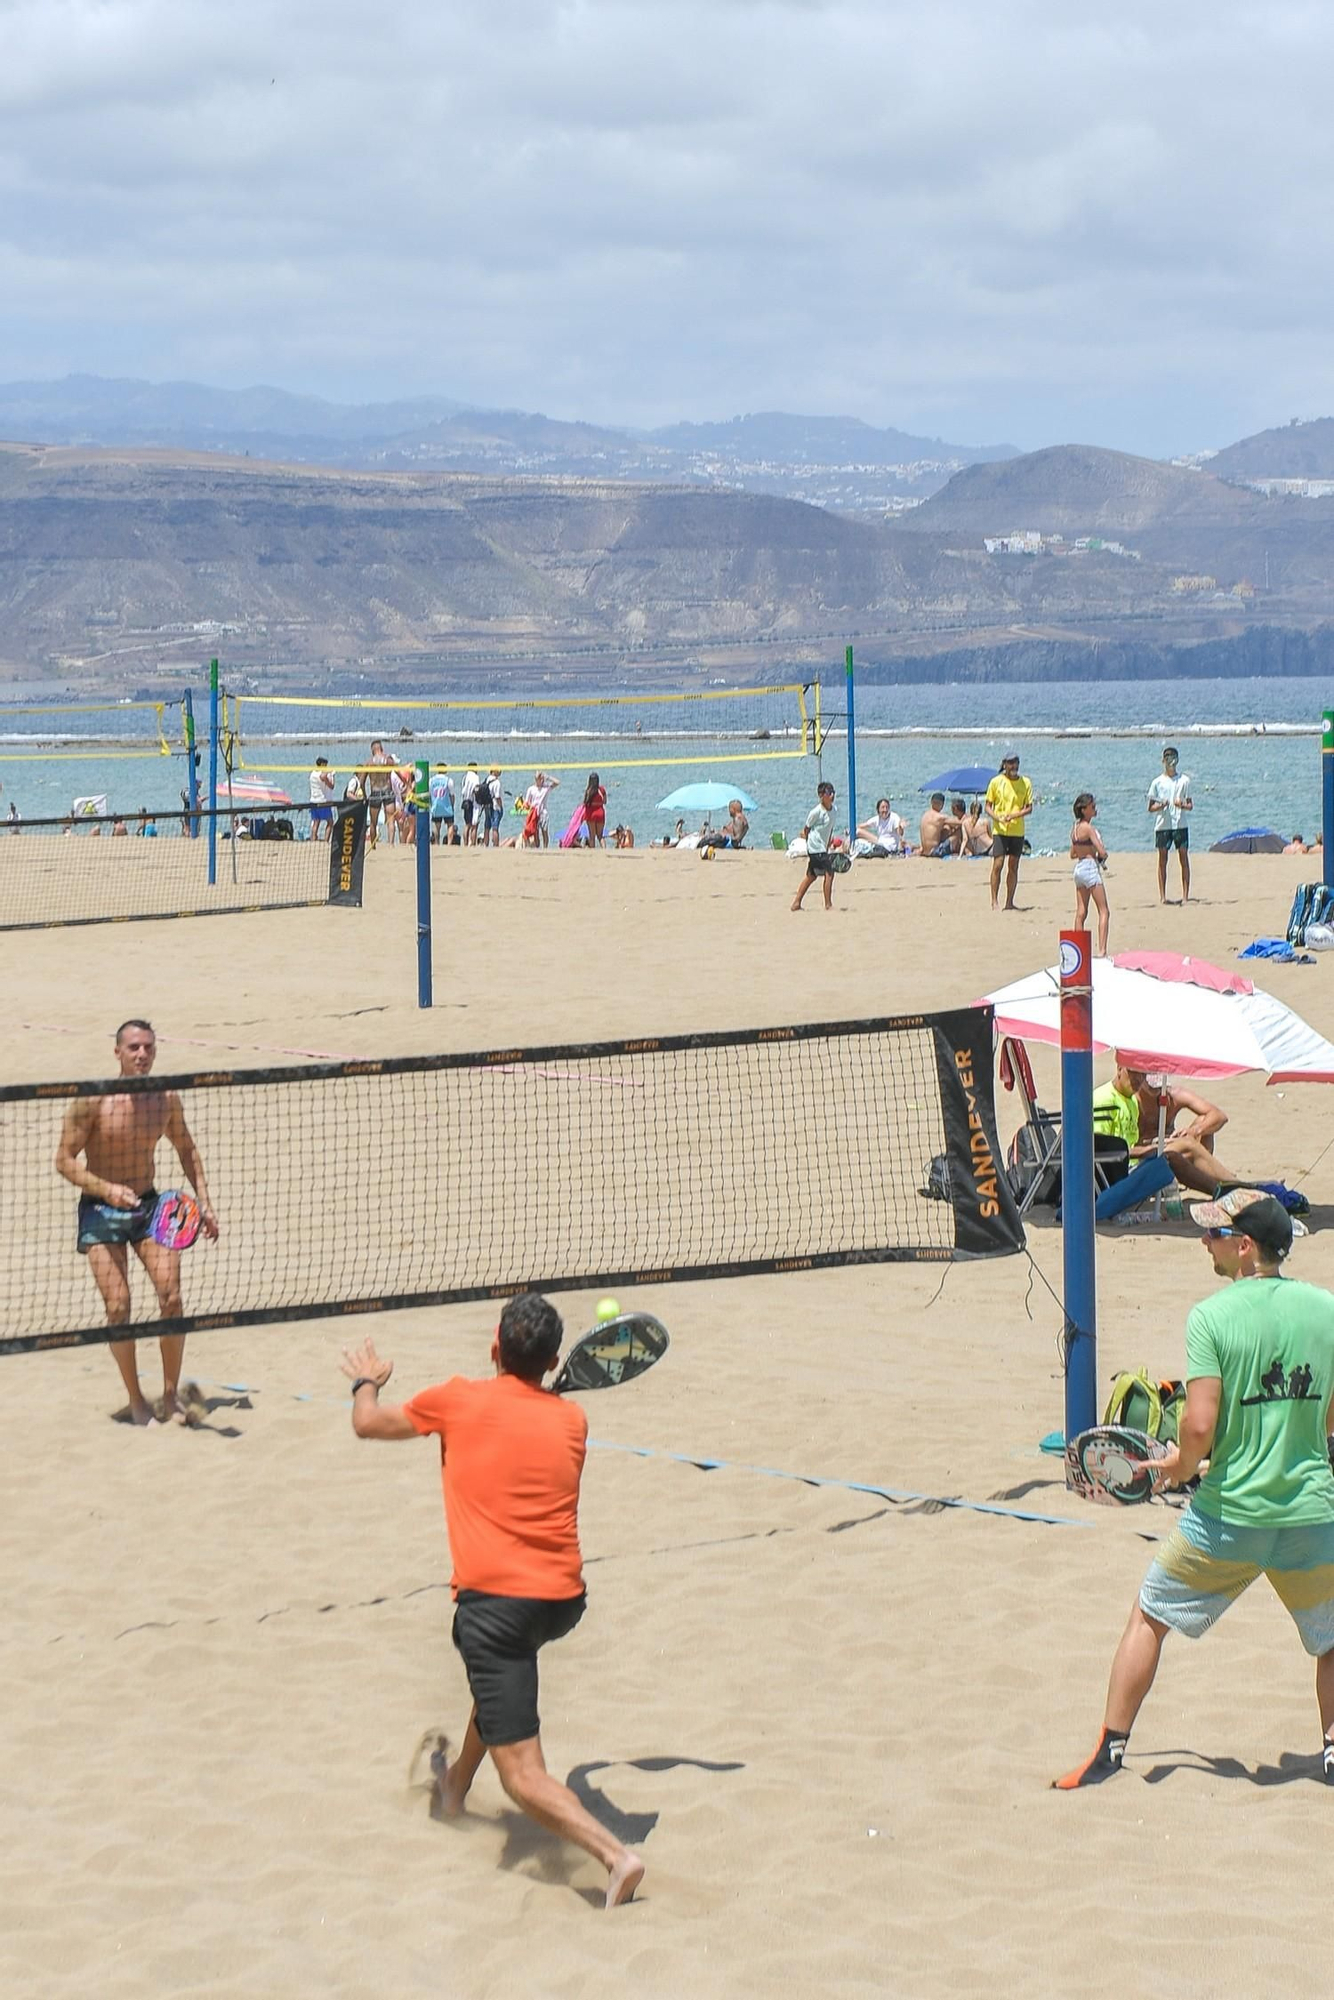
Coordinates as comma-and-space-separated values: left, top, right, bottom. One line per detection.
194, 1381, 1089, 1529
587, 1439, 1091, 1528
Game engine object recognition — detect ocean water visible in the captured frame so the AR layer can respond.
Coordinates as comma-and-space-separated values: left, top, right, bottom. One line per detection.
0, 676, 1328, 855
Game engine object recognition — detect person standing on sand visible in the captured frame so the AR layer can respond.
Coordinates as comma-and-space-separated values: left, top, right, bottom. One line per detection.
985, 754, 1033, 911
54, 1019, 219, 1425
792, 780, 838, 910
1147, 745, 1192, 904
1055, 1194, 1334, 1789
1070, 792, 1110, 955
339, 1294, 645, 1908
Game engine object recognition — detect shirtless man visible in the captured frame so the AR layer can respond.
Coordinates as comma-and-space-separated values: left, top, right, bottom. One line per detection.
55, 1020, 219, 1424
918, 793, 960, 857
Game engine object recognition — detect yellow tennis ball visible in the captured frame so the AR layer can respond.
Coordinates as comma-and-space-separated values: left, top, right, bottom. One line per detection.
596, 1296, 621, 1323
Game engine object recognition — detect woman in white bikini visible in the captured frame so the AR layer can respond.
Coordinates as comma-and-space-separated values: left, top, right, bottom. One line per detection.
1071, 791, 1110, 955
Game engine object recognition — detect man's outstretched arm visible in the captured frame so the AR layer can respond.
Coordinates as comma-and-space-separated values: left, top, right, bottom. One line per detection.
340, 1337, 419, 1440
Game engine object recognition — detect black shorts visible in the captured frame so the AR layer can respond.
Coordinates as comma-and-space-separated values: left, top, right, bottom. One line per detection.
804, 850, 835, 876
451, 1590, 586, 1746
1155, 827, 1189, 851
77, 1189, 157, 1254
994, 833, 1025, 858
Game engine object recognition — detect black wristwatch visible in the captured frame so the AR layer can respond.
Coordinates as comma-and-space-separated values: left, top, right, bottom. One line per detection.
350, 1377, 379, 1396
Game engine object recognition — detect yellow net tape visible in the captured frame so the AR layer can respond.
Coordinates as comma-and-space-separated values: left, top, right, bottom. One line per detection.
0, 700, 174, 760
226, 684, 819, 773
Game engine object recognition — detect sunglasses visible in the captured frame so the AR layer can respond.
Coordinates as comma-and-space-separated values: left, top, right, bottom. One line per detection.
1203, 1226, 1235, 1240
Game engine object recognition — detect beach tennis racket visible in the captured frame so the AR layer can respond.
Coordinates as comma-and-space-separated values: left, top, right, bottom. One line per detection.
829, 851, 852, 874
552, 1312, 669, 1395
148, 1190, 202, 1251
1065, 1425, 1170, 1505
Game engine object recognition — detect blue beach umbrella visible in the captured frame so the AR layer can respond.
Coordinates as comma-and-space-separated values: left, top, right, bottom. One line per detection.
918, 765, 997, 794
656, 781, 758, 812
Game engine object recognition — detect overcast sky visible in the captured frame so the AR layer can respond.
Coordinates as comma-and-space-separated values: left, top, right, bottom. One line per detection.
4, 0, 1332, 454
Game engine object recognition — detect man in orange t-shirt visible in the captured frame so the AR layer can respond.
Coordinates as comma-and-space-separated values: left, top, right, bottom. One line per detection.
340, 1292, 644, 1909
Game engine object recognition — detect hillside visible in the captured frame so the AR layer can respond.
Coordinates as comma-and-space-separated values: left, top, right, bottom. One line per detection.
1, 441, 1330, 688
0, 445, 936, 679
1210, 417, 1334, 482
902, 444, 1254, 536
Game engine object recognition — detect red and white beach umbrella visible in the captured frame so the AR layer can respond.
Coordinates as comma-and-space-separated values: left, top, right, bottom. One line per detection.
979, 950, 1334, 1083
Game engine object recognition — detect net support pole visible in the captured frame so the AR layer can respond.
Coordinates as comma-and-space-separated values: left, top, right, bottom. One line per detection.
415, 758, 432, 1009
844, 645, 857, 845
207, 659, 220, 887
183, 690, 199, 839
1060, 929, 1097, 1447
1323, 708, 1333, 892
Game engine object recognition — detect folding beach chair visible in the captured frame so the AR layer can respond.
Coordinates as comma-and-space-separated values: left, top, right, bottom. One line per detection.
999, 1036, 1130, 1216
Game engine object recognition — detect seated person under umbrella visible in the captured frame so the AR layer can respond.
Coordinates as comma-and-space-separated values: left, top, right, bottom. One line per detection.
1092, 1055, 1246, 1197
699, 800, 749, 849
918, 793, 961, 857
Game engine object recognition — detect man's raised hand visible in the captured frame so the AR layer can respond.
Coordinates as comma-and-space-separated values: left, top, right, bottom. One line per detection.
340, 1337, 394, 1388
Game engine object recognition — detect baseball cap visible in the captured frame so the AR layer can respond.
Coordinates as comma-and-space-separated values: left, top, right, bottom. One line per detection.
1189, 1188, 1305, 1255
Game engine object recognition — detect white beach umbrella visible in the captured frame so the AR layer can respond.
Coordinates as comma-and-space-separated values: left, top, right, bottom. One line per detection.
978, 950, 1334, 1084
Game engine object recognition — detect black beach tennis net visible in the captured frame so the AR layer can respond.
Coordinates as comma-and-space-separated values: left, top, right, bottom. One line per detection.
0, 802, 367, 930
1, 1010, 1023, 1355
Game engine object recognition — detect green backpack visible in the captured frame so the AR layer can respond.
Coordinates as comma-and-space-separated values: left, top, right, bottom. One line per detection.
1103, 1368, 1186, 1444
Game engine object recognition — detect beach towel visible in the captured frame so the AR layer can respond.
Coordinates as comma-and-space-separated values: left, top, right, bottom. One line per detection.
558, 804, 586, 849
1239, 938, 1299, 962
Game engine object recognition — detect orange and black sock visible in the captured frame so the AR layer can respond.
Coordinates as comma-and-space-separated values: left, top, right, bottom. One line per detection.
1052, 1728, 1129, 1790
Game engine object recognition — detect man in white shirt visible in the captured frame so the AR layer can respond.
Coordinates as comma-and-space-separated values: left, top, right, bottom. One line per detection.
460, 763, 481, 847
1147, 745, 1193, 905
308, 757, 336, 841
523, 770, 559, 848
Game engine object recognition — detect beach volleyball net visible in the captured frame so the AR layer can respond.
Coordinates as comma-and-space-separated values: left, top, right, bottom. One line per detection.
1, 1009, 1022, 1355
0, 802, 367, 932
223, 683, 820, 775
0, 698, 184, 765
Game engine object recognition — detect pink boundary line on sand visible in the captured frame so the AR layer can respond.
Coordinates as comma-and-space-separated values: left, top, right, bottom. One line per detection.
19, 1022, 353, 1063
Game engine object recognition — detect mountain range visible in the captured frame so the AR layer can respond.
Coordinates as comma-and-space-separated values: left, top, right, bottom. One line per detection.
0, 381, 1331, 690
0, 376, 1018, 513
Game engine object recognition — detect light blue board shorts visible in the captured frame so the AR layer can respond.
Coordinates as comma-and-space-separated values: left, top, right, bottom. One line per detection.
1140, 1505, 1334, 1654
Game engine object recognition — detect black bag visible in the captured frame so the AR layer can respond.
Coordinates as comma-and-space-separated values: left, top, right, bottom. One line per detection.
473, 778, 492, 810
921, 1153, 952, 1202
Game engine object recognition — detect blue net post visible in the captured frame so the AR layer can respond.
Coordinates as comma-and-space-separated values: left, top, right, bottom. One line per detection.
183, 689, 199, 838
844, 644, 857, 846
207, 659, 219, 887
1060, 928, 1097, 1449
415, 758, 432, 1009
1323, 709, 1333, 892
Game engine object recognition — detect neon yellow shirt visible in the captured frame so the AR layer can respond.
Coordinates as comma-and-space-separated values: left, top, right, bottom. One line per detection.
1091, 1080, 1139, 1148
984, 774, 1032, 838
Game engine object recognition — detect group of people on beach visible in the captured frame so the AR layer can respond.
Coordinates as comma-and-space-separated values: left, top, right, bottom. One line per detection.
786, 744, 1216, 953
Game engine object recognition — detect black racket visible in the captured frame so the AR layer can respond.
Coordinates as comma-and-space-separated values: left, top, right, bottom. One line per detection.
551, 1312, 669, 1395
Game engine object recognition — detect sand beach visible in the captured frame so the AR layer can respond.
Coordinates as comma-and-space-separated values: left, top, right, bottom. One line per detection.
3, 841, 1333, 1998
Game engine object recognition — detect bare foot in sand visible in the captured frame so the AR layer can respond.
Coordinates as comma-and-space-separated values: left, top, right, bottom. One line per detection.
429, 1737, 470, 1819
606, 1849, 645, 1908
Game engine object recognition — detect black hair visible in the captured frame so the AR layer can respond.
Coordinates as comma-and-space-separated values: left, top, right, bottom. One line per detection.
115, 1018, 154, 1043
930, 792, 945, 807
1163, 745, 1178, 762
1073, 792, 1095, 819
584, 773, 601, 809
497, 1293, 564, 1382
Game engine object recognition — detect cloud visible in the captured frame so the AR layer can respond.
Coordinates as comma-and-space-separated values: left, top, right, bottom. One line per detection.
2, 0, 1333, 451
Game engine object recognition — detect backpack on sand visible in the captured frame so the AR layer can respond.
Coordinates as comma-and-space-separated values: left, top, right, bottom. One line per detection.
1103, 1368, 1185, 1444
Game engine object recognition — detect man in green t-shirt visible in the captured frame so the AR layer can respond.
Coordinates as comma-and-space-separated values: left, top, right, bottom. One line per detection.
1055, 1189, 1334, 1788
